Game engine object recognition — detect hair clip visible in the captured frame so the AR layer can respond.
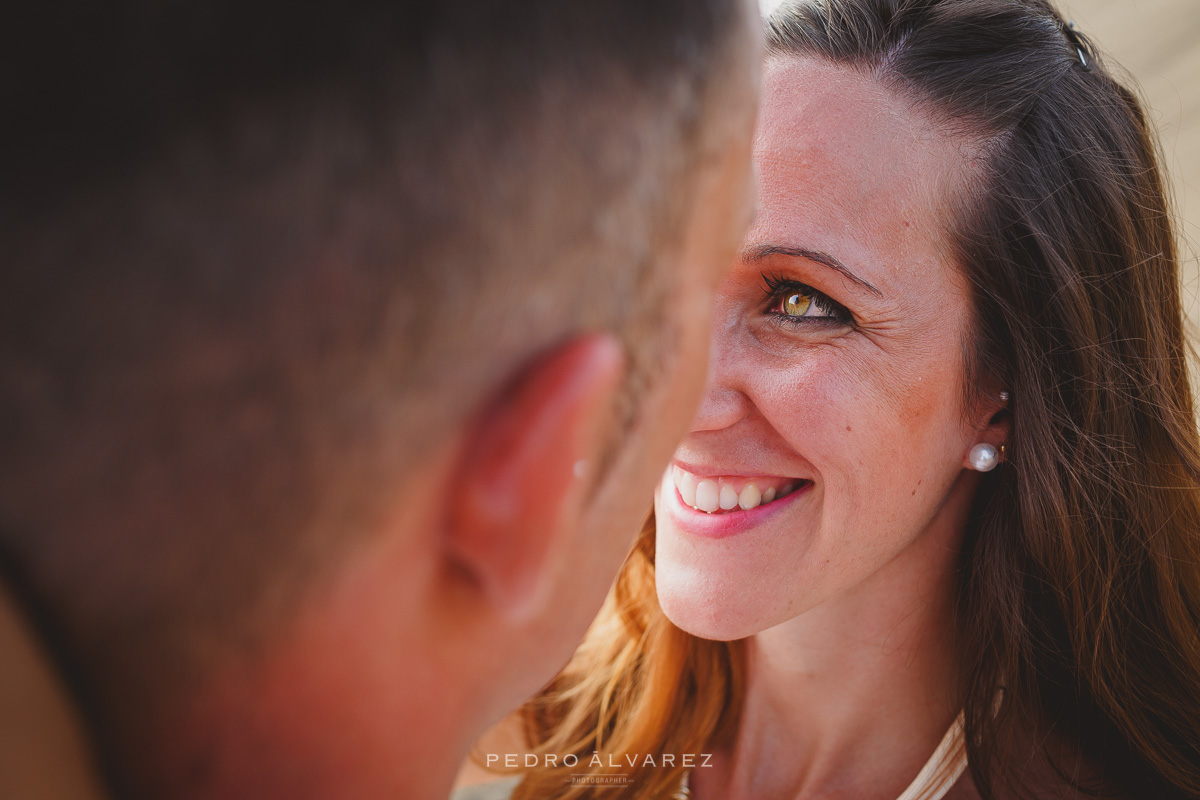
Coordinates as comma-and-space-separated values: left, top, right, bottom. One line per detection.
1066, 20, 1089, 68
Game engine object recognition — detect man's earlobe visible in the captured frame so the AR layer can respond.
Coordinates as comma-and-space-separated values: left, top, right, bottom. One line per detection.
445, 334, 624, 623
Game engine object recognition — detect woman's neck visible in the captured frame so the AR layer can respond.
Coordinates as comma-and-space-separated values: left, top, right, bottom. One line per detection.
695, 512, 967, 800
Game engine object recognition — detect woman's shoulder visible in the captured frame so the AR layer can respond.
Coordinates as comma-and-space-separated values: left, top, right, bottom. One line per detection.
451, 776, 520, 800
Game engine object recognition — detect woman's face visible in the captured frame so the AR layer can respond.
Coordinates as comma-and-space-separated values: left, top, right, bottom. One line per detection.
654, 57, 1002, 640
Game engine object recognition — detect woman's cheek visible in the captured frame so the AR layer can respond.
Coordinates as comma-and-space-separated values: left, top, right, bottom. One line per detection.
795, 353, 933, 507
773, 349, 878, 444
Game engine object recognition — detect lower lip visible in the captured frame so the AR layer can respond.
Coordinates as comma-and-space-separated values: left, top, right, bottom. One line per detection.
660, 479, 812, 539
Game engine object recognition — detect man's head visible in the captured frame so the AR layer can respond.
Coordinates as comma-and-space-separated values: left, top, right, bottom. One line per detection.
0, 1, 760, 795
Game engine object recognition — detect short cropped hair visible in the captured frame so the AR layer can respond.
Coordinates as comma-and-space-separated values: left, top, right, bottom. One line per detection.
0, 1, 745, 686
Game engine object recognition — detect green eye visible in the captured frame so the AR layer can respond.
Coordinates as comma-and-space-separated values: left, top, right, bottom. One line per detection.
783, 292, 812, 317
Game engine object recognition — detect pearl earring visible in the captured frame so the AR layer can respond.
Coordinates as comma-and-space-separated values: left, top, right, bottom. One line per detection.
969, 443, 999, 472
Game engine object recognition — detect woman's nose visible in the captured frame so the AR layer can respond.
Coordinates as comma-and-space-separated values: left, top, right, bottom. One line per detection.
689, 382, 751, 433
690, 327, 754, 433
690, 284, 755, 433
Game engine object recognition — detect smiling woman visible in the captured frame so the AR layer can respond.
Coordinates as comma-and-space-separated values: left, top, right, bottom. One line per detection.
655, 53, 995, 648
477, 0, 1200, 798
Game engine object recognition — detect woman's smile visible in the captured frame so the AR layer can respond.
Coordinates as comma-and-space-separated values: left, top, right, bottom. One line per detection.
661, 464, 813, 539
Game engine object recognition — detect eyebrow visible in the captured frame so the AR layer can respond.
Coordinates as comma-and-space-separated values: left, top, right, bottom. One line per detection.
741, 244, 883, 298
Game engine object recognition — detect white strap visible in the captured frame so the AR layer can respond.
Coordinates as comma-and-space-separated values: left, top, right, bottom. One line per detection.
894, 712, 967, 800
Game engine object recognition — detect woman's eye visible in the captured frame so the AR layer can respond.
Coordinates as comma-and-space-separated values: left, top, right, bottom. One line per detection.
782, 292, 813, 317
762, 274, 851, 325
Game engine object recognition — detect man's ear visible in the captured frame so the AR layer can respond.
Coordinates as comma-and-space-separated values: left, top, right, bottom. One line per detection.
445, 334, 624, 623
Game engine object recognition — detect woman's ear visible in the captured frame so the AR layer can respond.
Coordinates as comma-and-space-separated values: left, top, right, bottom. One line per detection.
964, 388, 1012, 470
443, 334, 624, 624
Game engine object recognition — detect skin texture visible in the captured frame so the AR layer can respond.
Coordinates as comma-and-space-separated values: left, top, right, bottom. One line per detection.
653, 57, 1008, 799
133, 5, 765, 800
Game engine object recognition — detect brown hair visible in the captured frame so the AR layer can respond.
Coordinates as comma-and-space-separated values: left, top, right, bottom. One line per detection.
509, 1, 1200, 797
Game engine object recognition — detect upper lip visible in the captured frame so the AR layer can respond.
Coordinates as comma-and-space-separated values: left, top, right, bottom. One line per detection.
670, 458, 807, 482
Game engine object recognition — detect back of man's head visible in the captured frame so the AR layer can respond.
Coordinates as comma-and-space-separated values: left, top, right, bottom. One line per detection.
1, 1, 758, 794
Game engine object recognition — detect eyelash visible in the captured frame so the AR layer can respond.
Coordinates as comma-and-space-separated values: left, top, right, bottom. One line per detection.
761, 272, 854, 327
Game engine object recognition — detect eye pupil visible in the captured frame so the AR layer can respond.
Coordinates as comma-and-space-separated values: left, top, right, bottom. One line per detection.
784, 292, 811, 317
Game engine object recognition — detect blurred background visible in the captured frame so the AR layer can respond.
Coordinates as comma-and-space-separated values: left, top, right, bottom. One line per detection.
761, 0, 1200, 327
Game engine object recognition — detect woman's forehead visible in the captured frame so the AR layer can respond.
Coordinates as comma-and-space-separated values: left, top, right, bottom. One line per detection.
756, 57, 967, 210
752, 56, 973, 291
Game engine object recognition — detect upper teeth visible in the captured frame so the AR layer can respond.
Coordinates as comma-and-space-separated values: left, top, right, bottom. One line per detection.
671, 467, 799, 514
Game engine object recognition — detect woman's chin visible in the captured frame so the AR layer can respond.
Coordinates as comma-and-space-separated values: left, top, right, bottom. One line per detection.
655, 571, 767, 642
